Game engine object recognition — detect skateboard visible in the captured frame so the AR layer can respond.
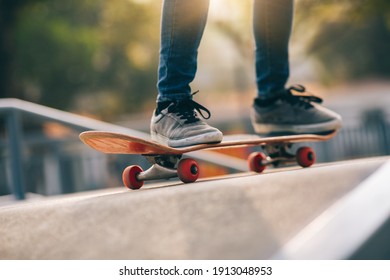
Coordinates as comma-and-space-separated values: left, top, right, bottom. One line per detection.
79, 130, 337, 189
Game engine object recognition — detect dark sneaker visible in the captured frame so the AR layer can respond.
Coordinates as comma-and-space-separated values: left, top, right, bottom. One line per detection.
151, 95, 223, 147
251, 85, 342, 135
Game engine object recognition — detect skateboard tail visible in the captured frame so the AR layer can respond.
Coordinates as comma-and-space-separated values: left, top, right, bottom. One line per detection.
80, 133, 173, 155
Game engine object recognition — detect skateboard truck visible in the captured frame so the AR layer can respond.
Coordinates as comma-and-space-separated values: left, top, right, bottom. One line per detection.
248, 143, 316, 173
122, 155, 200, 190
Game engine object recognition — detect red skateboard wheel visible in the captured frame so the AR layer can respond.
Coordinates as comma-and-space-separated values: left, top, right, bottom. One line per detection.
122, 165, 144, 189
177, 158, 199, 183
248, 152, 267, 173
296, 147, 315, 167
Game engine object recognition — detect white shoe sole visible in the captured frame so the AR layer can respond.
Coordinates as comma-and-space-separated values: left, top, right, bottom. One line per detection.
252, 118, 342, 135
151, 131, 223, 148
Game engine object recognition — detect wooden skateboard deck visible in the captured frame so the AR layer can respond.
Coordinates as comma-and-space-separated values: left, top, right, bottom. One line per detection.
79, 130, 337, 155
79, 130, 338, 189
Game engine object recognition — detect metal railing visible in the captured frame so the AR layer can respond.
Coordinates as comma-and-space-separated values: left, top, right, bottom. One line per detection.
1, 98, 390, 200
0, 98, 247, 200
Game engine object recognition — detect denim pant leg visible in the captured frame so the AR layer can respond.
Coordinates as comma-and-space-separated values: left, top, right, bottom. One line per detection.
253, 0, 293, 99
157, 0, 210, 103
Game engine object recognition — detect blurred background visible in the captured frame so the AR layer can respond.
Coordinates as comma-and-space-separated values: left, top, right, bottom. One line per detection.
1, 0, 390, 200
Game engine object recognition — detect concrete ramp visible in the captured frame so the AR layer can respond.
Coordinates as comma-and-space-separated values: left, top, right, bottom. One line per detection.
0, 157, 389, 259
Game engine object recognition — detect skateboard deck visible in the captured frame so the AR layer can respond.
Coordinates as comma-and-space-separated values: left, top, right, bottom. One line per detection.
79, 130, 337, 189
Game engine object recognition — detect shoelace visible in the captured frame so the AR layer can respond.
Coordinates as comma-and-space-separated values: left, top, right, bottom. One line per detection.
167, 91, 211, 124
284, 85, 323, 109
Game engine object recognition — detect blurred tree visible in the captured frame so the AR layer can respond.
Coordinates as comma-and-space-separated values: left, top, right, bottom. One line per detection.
14, 0, 101, 107
94, 0, 160, 117
0, 0, 40, 99
1, 0, 160, 118
296, 0, 390, 83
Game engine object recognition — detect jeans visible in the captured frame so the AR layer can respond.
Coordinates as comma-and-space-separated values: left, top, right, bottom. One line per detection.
157, 0, 293, 102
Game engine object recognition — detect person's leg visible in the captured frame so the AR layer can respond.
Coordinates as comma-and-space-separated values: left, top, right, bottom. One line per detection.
251, 0, 341, 135
157, 0, 210, 102
152, 0, 222, 147
253, 0, 293, 99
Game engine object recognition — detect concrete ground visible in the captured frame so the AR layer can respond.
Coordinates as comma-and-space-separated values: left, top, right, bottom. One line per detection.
0, 157, 389, 259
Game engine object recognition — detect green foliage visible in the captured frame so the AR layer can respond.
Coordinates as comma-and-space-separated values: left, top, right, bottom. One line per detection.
12, 0, 160, 117
296, 0, 390, 83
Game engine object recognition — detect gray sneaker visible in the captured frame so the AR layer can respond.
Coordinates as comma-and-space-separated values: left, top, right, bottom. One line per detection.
251, 85, 342, 135
151, 97, 223, 147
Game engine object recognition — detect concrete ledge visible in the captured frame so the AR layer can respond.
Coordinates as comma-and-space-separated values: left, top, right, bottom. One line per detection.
275, 159, 390, 259
0, 157, 388, 259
